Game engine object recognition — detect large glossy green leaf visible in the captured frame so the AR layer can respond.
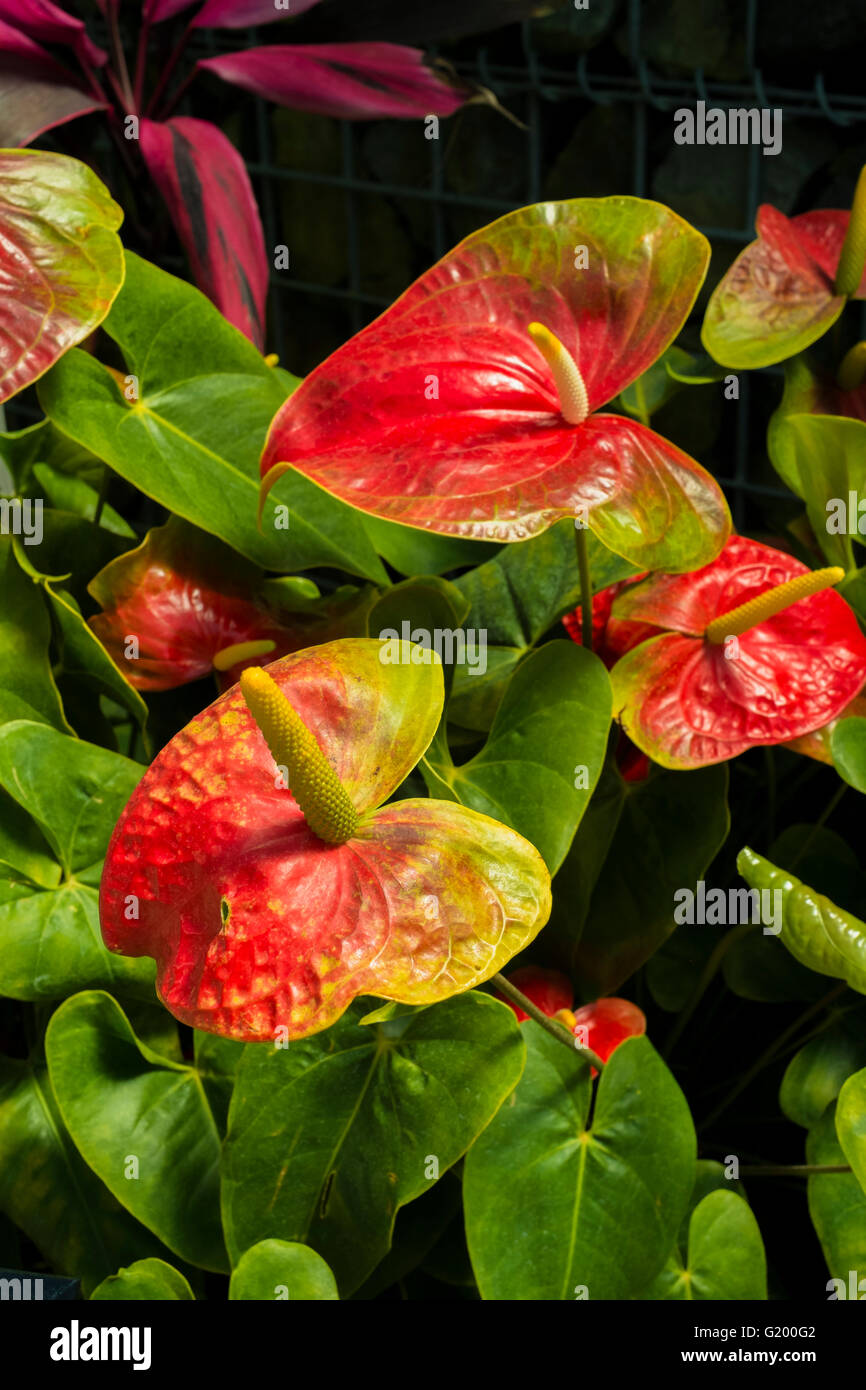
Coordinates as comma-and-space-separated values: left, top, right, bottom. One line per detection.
640, 1189, 767, 1300
0, 151, 124, 404
0, 721, 139, 878
421, 641, 611, 874
38, 253, 386, 582
46, 991, 227, 1272
545, 762, 729, 996
832, 717, 866, 793
463, 1027, 695, 1300
12, 541, 146, 734
837, 1067, 866, 1200
737, 847, 866, 994
808, 1103, 866, 1292
781, 1010, 866, 1129
0, 1057, 165, 1296
221, 991, 525, 1295
363, 515, 499, 577
229, 1240, 339, 1301
450, 520, 638, 730
90, 1258, 194, 1300
0, 721, 154, 999
772, 414, 866, 572
0, 538, 68, 731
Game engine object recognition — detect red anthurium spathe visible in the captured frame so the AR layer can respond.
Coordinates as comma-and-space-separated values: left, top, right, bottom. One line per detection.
563, 574, 653, 670
87, 519, 373, 691
702, 180, 866, 369
495, 965, 573, 1022
610, 536, 866, 769
496, 970, 645, 1075
259, 198, 731, 572
562, 998, 647, 1076
100, 639, 552, 1041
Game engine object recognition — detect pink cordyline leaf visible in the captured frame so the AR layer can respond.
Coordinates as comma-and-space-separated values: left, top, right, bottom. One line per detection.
0, 21, 105, 146
0, 0, 106, 67
193, 0, 323, 25
198, 43, 468, 119
142, 0, 201, 21
140, 116, 268, 348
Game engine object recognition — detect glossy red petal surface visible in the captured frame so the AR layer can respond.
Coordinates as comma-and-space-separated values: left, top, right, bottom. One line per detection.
497, 965, 573, 1022
610, 539, 866, 768
88, 533, 292, 692
260, 200, 725, 566
572, 997, 646, 1067
100, 642, 550, 1040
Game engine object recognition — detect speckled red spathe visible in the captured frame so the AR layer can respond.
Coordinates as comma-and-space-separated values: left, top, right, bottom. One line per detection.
99, 640, 552, 1042
610, 536, 866, 768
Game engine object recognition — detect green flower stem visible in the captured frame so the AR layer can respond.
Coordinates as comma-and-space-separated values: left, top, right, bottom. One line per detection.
699, 982, 848, 1133
835, 165, 866, 298
491, 973, 605, 1072
574, 525, 594, 652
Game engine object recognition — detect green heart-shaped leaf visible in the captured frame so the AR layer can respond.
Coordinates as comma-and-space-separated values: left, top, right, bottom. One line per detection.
38, 253, 386, 582
808, 1103, 866, 1293
463, 1027, 695, 1300
229, 1240, 339, 1301
0, 1057, 166, 1297
221, 991, 525, 1295
0, 538, 68, 732
449, 521, 637, 731
421, 641, 611, 874
640, 1188, 767, 1300
46, 991, 227, 1272
0, 722, 154, 1000
837, 1067, 866, 1200
831, 717, 866, 792
90, 1258, 194, 1300
781, 1010, 866, 1129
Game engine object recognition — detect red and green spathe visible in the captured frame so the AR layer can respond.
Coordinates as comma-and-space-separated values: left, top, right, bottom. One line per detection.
259, 197, 730, 573
608, 536, 866, 769
100, 638, 552, 1041
497, 966, 646, 1076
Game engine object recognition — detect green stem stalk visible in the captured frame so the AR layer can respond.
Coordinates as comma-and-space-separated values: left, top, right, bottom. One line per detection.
491, 973, 605, 1071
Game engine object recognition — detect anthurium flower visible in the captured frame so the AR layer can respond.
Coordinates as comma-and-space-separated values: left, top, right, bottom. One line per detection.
495, 965, 573, 1022
100, 639, 552, 1041
702, 171, 866, 369
497, 968, 645, 1075
563, 574, 653, 670
87, 520, 373, 691
559, 998, 647, 1077
259, 198, 731, 572
610, 536, 866, 769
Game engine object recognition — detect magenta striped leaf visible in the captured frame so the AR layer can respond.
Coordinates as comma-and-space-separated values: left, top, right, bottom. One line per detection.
193, 0, 323, 25
140, 116, 268, 348
199, 42, 467, 119
0, 0, 105, 67
0, 22, 104, 147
